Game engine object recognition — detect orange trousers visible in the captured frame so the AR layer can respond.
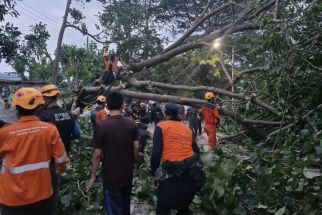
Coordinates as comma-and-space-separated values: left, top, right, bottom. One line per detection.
204, 124, 217, 151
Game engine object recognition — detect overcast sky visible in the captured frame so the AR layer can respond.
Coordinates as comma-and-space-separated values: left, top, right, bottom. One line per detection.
0, 0, 106, 73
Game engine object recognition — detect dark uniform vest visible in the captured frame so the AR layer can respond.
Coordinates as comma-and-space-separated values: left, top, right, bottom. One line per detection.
40, 106, 75, 152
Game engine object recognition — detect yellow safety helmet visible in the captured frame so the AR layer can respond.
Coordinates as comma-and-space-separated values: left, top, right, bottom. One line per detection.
140, 102, 145, 107
41, 84, 61, 97
204, 92, 216, 100
97, 95, 106, 103
103, 52, 109, 57
11, 87, 44, 110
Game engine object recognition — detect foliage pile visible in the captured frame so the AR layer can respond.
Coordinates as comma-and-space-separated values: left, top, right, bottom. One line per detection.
61, 113, 322, 215
199, 127, 322, 214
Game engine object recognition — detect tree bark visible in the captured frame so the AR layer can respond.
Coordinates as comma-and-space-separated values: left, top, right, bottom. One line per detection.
121, 75, 282, 117
78, 85, 283, 127
51, 0, 72, 84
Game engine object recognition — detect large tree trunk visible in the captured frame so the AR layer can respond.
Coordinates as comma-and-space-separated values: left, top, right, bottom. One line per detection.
51, 0, 72, 84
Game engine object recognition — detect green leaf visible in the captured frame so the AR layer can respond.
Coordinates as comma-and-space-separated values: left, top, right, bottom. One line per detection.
303, 168, 321, 179
258, 203, 268, 209
274, 206, 285, 215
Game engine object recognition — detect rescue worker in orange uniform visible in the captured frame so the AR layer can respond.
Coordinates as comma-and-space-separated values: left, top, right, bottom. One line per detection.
0, 87, 69, 215
199, 92, 220, 151
90, 95, 107, 131
95, 96, 110, 124
151, 103, 205, 215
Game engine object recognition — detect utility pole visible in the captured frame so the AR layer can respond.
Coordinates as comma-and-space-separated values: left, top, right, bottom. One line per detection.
86, 36, 89, 49
231, 47, 234, 93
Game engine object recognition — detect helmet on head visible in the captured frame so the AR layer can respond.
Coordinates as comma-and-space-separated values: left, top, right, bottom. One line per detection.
96, 95, 106, 103
204, 92, 216, 100
41, 84, 61, 97
12, 87, 44, 110
103, 52, 109, 57
140, 102, 145, 107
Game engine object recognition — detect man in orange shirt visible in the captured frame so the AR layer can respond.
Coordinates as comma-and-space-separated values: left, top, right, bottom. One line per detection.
199, 92, 220, 151
95, 100, 110, 124
91, 95, 107, 130
0, 88, 69, 215
151, 103, 205, 215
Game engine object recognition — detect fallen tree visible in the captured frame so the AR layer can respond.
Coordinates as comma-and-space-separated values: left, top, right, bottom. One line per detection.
76, 0, 321, 142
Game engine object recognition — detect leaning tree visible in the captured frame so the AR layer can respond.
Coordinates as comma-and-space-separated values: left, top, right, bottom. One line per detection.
75, 0, 321, 141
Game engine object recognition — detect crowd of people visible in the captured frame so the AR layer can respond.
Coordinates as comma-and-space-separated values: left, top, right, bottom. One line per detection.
0, 85, 221, 215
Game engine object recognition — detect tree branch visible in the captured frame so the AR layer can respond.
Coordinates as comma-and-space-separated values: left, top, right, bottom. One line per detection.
78, 85, 281, 134
219, 51, 233, 85
224, 65, 269, 90
42, 48, 52, 63
66, 24, 111, 44
122, 75, 282, 117
247, 0, 276, 19
131, 23, 259, 72
162, 3, 230, 54
267, 104, 322, 138
51, 0, 72, 84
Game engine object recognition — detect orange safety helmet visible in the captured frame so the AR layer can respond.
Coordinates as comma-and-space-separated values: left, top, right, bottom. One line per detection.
11, 87, 44, 109
204, 92, 216, 100
40, 84, 61, 97
96, 95, 106, 103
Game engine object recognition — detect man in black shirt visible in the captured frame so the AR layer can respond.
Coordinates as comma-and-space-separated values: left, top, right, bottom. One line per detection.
86, 92, 139, 215
39, 84, 81, 197
151, 103, 164, 125
39, 85, 80, 153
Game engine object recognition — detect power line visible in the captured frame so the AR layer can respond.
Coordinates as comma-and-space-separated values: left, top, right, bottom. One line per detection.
16, 3, 85, 43
18, 9, 84, 44
19, 1, 85, 40
20, 1, 64, 26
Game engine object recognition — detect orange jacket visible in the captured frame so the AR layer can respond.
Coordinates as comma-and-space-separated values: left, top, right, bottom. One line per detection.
96, 108, 109, 124
199, 103, 220, 125
158, 120, 194, 162
0, 115, 69, 206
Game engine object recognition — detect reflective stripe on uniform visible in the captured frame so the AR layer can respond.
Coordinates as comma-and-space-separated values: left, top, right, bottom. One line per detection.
1, 159, 6, 174
8, 160, 50, 174
56, 152, 67, 164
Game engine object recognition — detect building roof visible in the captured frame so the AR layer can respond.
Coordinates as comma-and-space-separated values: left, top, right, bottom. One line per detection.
0, 72, 22, 81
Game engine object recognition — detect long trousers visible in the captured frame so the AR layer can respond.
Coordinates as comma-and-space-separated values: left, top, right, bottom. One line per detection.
204, 124, 217, 151
103, 184, 132, 215
156, 177, 196, 215
0, 196, 53, 215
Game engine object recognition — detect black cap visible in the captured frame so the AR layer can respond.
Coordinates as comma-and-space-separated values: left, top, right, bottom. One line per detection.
164, 103, 179, 117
